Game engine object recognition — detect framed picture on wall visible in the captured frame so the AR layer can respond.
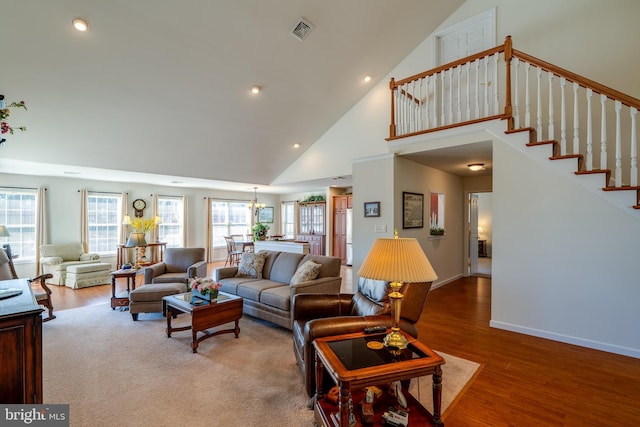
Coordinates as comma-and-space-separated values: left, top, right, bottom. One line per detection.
258, 207, 274, 223
364, 201, 380, 217
402, 192, 424, 228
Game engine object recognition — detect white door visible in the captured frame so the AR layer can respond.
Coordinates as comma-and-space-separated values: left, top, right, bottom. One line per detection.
469, 194, 479, 275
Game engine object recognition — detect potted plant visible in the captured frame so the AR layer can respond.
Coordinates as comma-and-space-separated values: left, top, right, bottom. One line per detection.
252, 222, 270, 241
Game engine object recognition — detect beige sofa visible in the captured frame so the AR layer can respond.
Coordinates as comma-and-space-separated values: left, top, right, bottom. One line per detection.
40, 243, 101, 285
214, 250, 342, 329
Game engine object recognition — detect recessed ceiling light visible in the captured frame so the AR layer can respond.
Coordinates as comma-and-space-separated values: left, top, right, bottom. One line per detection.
293, 143, 300, 148
467, 163, 485, 171
63, 171, 80, 175
251, 86, 260, 94
72, 18, 88, 32
363, 75, 371, 83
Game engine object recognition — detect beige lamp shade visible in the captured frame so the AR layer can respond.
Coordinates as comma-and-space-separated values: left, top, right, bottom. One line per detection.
358, 235, 437, 283
0, 225, 10, 237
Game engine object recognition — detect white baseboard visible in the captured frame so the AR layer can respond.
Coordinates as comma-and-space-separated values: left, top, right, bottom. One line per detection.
431, 273, 464, 290
490, 320, 640, 359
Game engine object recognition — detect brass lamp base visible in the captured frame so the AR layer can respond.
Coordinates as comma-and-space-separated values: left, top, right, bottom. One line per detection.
383, 329, 408, 349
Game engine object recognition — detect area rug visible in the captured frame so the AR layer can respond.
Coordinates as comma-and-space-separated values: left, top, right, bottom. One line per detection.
42, 304, 480, 426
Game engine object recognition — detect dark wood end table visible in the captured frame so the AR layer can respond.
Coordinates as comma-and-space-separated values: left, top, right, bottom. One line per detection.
313, 330, 445, 427
163, 291, 243, 353
110, 268, 138, 309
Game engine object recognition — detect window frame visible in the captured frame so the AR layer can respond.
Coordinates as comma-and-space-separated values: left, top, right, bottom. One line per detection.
86, 192, 122, 256
156, 195, 184, 248
210, 199, 251, 248
0, 187, 38, 261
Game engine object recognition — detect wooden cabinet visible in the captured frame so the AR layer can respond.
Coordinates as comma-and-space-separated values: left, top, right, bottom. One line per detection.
332, 195, 352, 264
297, 201, 326, 255
0, 279, 43, 404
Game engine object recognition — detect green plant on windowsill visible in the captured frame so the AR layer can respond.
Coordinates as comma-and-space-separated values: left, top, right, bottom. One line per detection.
252, 222, 270, 241
430, 227, 445, 236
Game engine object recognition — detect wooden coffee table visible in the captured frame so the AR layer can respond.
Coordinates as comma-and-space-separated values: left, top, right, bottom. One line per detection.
313, 330, 445, 426
163, 291, 243, 353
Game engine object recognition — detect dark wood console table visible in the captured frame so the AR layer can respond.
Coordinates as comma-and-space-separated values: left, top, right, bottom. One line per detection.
117, 242, 166, 269
0, 278, 43, 403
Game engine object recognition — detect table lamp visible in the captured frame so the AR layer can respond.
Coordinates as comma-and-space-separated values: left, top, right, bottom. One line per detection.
126, 232, 147, 269
358, 229, 437, 349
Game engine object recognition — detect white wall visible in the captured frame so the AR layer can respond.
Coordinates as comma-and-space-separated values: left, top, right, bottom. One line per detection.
1, 172, 280, 278
492, 137, 640, 357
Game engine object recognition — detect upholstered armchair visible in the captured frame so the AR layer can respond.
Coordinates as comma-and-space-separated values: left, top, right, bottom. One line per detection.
40, 243, 101, 285
143, 247, 207, 284
292, 277, 432, 397
1, 245, 56, 321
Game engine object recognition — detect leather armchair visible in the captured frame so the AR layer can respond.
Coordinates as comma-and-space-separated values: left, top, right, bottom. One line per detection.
292, 277, 432, 397
143, 247, 207, 284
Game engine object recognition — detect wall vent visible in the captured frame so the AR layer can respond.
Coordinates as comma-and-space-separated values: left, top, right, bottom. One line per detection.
290, 18, 313, 41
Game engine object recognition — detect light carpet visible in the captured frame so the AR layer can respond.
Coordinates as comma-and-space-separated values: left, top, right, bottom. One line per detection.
42, 304, 480, 426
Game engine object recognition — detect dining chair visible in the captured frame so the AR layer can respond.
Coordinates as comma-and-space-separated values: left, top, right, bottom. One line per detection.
224, 236, 243, 266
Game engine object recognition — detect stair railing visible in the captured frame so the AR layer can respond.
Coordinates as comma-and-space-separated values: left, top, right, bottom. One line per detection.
388, 36, 640, 189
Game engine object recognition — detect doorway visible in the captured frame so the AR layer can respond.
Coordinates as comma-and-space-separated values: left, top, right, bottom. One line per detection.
468, 191, 492, 277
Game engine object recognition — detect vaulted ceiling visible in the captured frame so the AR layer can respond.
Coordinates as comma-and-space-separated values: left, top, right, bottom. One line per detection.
1, 1, 463, 193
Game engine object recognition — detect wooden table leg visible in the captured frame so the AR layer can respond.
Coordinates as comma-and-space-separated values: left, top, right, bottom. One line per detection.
338, 383, 350, 427
432, 364, 444, 425
192, 329, 199, 353
233, 319, 240, 338
166, 307, 173, 338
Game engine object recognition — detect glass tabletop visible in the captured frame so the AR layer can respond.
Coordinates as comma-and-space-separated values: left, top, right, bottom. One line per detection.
170, 292, 234, 306
327, 334, 429, 371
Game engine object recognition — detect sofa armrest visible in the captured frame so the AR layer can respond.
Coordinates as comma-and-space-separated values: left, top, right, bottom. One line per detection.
214, 267, 238, 281
80, 253, 100, 261
292, 293, 353, 321
304, 315, 393, 341
187, 260, 208, 279
143, 262, 167, 284
40, 256, 63, 265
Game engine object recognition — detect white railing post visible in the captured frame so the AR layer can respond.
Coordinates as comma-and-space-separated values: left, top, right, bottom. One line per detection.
456, 66, 462, 123
483, 57, 489, 117
513, 58, 520, 128
474, 59, 480, 120
573, 82, 580, 156
631, 107, 638, 187
600, 94, 608, 172
465, 63, 471, 121
440, 72, 445, 126
560, 77, 567, 155
525, 62, 531, 128
448, 69, 453, 124
493, 54, 499, 115
536, 67, 543, 138
615, 100, 622, 187
586, 88, 593, 171
548, 73, 555, 142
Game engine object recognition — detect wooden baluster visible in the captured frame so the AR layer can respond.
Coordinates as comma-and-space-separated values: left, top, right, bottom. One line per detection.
548, 73, 555, 141
524, 62, 531, 128
418, 78, 423, 131
573, 82, 580, 156
600, 94, 608, 172
474, 59, 480, 120
389, 78, 396, 138
433, 73, 438, 127
536, 67, 543, 138
560, 77, 567, 155
493, 53, 499, 115
440, 71, 446, 126
586, 88, 593, 171
483, 56, 489, 117
615, 100, 622, 187
456, 65, 462, 123
631, 107, 638, 186
513, 58, 520, 129
465, 63, 471, 121
425, 76, 431, 129
448, 68, 453, 124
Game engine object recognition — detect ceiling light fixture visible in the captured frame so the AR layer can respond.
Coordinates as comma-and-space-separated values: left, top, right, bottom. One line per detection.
363, 75, 372, 83
251, 86, 260, 94
467, 163, 485, 171
248, 187, 265, 212
293, 143, 300, 148
72, 18, 88, 32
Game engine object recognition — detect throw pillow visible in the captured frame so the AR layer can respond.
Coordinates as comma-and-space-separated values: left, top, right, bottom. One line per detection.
290, 260, 322, 285
235, 251, 267, 278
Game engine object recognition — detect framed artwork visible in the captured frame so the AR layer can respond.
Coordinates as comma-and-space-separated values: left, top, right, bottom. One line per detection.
258, 207, 274, 223
429, 192, 445, 236
364, 201, 380, 217
402, 192, 424, 228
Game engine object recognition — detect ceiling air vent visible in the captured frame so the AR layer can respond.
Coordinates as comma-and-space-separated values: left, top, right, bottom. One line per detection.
290, 18, 313, 41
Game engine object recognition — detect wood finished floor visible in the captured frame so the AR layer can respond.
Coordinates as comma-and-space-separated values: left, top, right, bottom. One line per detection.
49, 266, 639, 426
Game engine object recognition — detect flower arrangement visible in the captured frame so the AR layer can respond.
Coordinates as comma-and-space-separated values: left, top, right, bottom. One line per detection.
189, 277, 221, 296
0, 96, 27, 143
252, 222, 270, 241
429, 212, 444, 235
130, 217, 159, 234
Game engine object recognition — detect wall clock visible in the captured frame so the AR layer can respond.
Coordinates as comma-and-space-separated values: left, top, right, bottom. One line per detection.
133, 198, 146, 217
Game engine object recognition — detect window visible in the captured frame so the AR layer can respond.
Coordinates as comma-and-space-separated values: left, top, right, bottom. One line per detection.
157, 196, 184, 248
87, 193, 122, 255
281, 201, 295, 239
0, 188, 37, 260
210, 200, 251, 247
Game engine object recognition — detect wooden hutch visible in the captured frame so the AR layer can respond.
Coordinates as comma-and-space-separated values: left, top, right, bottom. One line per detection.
296, 201, 326, 255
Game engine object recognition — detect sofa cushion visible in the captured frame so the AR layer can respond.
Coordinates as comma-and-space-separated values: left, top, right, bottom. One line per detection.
290, 260, 321, 285
236, 251, 268, 278
260, 285, 292, 311
299, 254, 341, 278
268, 252, 305, 284
235, 280, 283, 302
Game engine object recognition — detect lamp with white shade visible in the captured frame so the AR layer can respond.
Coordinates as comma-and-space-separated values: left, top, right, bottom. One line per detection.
126, 232, 147, 269
358, 229, 437, 349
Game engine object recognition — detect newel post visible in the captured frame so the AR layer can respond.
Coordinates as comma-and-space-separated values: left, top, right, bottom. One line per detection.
504, 35, 514, 131
389, 78, 397, 138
